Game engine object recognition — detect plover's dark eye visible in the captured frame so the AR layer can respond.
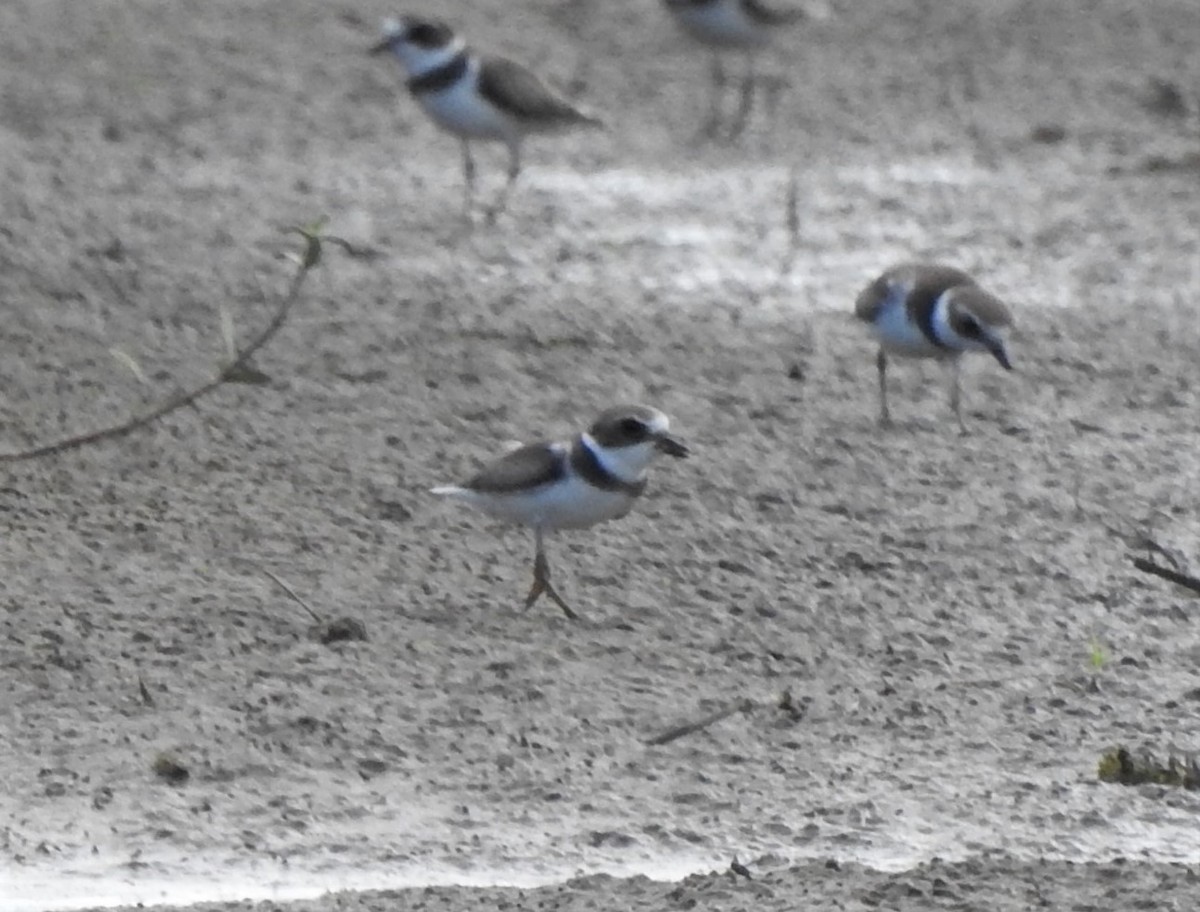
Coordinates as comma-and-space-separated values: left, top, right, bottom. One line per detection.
959, 317, 981, 338
619, 417, 647, 438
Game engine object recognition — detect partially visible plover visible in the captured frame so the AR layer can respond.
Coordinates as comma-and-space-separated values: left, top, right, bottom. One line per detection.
662, 0, 806, 138
370, 15, 602, 219
854, 263, 1014, 430
432, 405, 689, 619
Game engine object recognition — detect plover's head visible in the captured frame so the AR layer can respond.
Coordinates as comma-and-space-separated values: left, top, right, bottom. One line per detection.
585, 405, 689, 478
945, 287, 1014, 370
369, 16, 462, 75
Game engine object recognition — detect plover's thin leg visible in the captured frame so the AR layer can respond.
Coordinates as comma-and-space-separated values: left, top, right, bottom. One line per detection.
876, 347, 892, 426
524, 527, 578, 620
701, 52, 725, 138
460, 139, 477, 218
728, 51, 756, 139
486, 140, 521, 224
948, 358, 967, 433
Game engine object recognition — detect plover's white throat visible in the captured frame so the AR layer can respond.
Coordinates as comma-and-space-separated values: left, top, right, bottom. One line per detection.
432, 405, 688, 619
854, 262, 1014, 430
662, 0, 807, 138
371, 15, 602, 219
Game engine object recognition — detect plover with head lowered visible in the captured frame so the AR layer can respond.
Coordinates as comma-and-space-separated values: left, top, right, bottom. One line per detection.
662, 0, 809, 138
370, 15, 602, 220
854, 262, 1014, 430
432, 405, 689, 620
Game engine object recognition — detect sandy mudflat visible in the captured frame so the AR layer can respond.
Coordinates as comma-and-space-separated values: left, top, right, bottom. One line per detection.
3, 1, 1200, 911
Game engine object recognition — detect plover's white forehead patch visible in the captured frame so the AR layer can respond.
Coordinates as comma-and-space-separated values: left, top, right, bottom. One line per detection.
380, 17, 404, 39
645, 410, 670, 435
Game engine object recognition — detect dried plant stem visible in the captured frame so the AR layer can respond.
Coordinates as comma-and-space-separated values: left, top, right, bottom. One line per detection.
1130, 556, 1200, 597
0, 226, 335, 463
645, 698, 757, 746
260, 567, 323, 624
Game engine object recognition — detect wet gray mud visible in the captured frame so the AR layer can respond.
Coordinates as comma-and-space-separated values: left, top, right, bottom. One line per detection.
3, 1, 1200, 910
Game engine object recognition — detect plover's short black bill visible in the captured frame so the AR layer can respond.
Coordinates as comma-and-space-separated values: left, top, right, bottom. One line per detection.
854, 262, 1015, 430
432, 405, 688, 619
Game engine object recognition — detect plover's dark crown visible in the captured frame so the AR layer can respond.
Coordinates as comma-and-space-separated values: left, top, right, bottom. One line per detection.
390, 16, 454, 50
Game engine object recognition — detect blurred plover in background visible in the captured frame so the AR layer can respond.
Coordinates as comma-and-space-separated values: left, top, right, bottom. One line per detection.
854, 262, 1014, 430
371, 15, 602, 219
432, 405, 689, 619
662, 0, 815, 138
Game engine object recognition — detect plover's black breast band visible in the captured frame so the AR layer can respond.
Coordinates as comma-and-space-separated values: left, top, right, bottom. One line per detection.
907, 284, 952, 350
894, 264, 977, 349
408, 52, 469, 94
569, 438, 646, 497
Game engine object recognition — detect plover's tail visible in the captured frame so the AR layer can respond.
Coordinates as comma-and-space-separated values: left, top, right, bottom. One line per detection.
572, 108, 606, 129
431, 485, 484, 510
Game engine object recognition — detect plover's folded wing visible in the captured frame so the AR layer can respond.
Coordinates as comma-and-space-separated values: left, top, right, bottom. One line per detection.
478, 57, 603, 127
454, 441, 570, 495
853, 272, 891, 323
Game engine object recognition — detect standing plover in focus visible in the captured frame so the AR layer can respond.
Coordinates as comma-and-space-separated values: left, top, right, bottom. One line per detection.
854, 263, 1014, 430
662, 0, 806, 137
432, 405, 689, 619
370, 15, 602, 219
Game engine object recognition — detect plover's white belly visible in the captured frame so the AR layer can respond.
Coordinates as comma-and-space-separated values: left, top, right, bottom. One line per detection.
471, 474, 636, 531
872, 300, 945, 358
418, 74, 515, 141
674, 2, 767, 47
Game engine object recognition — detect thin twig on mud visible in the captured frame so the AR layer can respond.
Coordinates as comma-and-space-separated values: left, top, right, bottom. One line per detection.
781, 164, 800, 275
0, 224, 343, 463
645, 698, 757, 746
1130, 556, 1200, 597
261, 567, 324, 624
743, 167, 802, 318
137, 674, 154, 707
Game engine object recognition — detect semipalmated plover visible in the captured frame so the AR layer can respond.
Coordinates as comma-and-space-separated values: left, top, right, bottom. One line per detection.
432, 405, 689, 619
854, 263, 1014, 430
662, 0, 806, 137
370, 15, 602, 219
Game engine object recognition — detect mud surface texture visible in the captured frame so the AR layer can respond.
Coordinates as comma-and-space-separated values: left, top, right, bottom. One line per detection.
3, 1, 1200, 910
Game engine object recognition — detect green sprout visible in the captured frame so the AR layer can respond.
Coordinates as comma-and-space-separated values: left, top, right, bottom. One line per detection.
1087, 636, 1109, 670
